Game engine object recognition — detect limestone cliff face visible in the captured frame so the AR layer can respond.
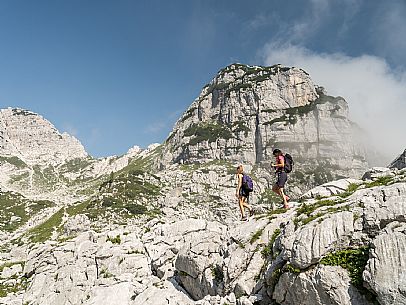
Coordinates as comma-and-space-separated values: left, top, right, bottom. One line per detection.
0, 108, 87, 166
163, 64, 367, 181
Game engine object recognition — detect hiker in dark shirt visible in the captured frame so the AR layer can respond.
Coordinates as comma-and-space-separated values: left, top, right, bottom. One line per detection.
235, 165, 253, 221
272, 149, 290, 209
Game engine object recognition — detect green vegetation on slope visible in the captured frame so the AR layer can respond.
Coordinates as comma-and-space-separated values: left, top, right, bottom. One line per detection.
320, 247, 369, 288
27, 208, 64, 243
0, 191, 55, 233
184, 123, 233, 146
0, 156, 27, 169
59, 157, 93, 173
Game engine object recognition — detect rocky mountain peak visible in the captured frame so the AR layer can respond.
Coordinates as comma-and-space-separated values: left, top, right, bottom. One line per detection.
162, 63, 367, 188
201, 63, 318, 109
0, 107, 88, 166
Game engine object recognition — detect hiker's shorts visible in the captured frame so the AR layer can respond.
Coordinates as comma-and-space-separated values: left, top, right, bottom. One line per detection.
275, 171, 287, 188
239, 187, 249, 198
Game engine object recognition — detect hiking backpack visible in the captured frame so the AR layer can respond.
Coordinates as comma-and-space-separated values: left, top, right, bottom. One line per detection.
242, 174, 254, 193
284, 154, 294, 173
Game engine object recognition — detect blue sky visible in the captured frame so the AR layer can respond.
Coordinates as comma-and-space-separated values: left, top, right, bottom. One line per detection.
0, 0, 405, 157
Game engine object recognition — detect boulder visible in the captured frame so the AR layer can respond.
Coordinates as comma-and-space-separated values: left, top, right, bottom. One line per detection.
363, 222, 406, 305
359, 183, 406, 236
175, 230, 226, 300
131, 282, 194, 305
301, 178, 363, 199
273, 265, 371, 305
63, 214, 91, 236
87, 282, 136, 305
282, 211, 354, 269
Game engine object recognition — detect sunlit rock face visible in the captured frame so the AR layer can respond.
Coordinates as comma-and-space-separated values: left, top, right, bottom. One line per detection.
163, 64, 368, 186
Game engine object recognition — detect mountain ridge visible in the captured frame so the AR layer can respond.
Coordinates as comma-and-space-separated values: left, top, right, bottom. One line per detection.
1, 63, 404, 305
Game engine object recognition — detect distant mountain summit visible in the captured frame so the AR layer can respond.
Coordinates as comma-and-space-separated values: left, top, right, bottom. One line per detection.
0, 107, 87, 166
162, 63, 368, 187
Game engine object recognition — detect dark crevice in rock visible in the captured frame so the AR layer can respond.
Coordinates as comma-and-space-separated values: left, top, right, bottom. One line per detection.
94, 256, 99, 279
381, 190, 387, 202
313, 106, 321, 158
255, 113, 262, 164
254, 92, 263, 164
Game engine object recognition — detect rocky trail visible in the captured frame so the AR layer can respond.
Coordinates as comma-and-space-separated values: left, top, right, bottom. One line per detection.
1, 166, 405, 305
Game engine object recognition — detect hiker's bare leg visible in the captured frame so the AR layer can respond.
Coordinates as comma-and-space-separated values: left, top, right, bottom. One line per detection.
272, 184, 279, 194
274, 183, 288, 204
238, 197, 245, 218
280, 188, 289, 209
242, 199, 252, 213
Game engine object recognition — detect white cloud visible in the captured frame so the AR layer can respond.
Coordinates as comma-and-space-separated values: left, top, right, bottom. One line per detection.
262, 43, 406, 163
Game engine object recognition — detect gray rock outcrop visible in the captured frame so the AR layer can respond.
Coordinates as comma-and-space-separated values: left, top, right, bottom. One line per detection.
0, 108, 87, 166
363, 222, 406, 305
162, 64, 368, 188
389, 149, 406, 170
273, 265, 370, 305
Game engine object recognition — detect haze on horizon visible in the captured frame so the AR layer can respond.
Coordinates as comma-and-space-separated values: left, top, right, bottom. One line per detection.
0, 0, 405, 161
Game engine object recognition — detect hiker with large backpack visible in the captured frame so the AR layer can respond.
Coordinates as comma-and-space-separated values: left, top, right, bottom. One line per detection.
272, 149, 293, 209
235, 165, 254, 221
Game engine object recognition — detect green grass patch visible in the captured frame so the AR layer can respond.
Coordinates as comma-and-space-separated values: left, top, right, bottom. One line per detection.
118, 145, 163, 175
339, 183, 361, 198
66, 166, 162, 223
0, 156, 27, 169
180, 159, 235, 174
99, 267, 114, 278
263, 114, 297, 126
296, 199, 340, 217
184, 123, 233, 146
0, 261, 25, 274
231, 121, 250, 137
250, 227, 264, 244
301, 212, 326, 225
180, 106, 197, 122
27, 208, 64, 243
284, 263, 301, 274
261, 228, 281, 259
59, 157, 93, 173
225, 82, 253, 96
211, 265, 224, 283
320, 247, 369, 288
0, 191, 55, 233
0, 277, 29, 297
296, 199, 350, 226
364, 176, 394, 188
107, 235, 121, 244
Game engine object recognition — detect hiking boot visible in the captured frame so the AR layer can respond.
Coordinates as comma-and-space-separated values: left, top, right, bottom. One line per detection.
249, 209, 254, 217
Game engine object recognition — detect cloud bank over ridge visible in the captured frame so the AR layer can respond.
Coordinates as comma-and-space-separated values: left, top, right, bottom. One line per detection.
262, 44, 406, 163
